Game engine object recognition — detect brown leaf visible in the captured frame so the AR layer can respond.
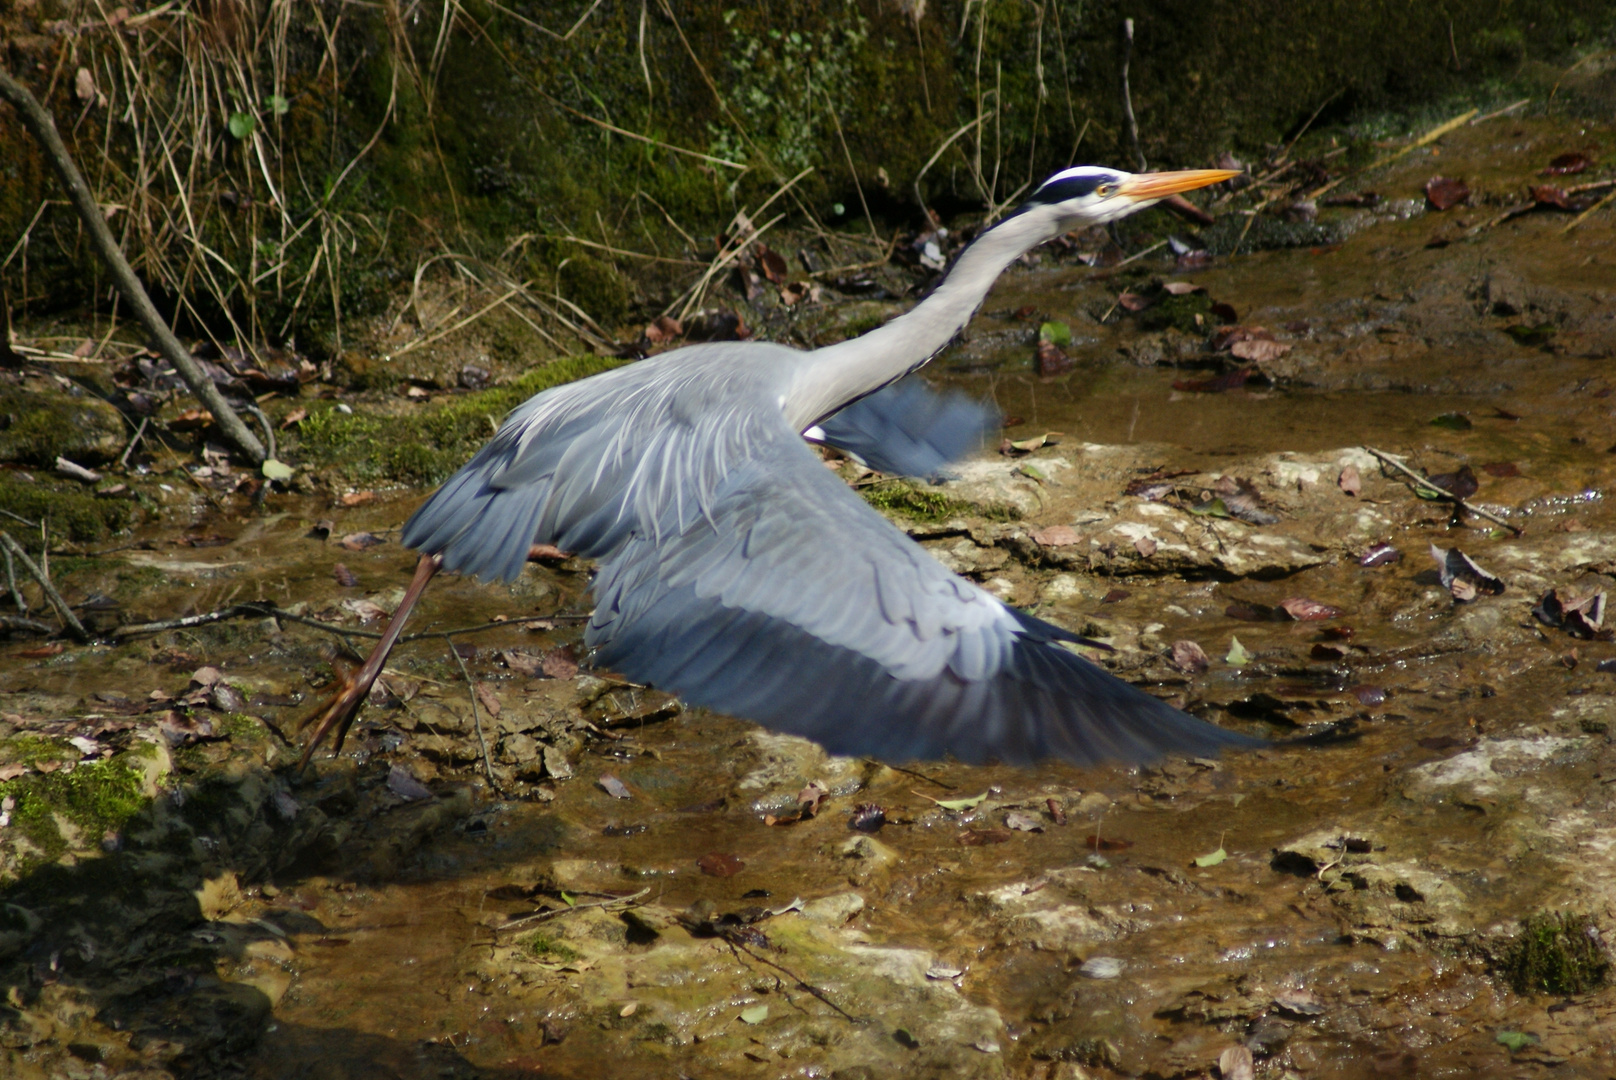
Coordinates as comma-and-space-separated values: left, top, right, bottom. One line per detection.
1229, 338, 1291, 364
1116, 290, 1152, 312
339, 491, 376, 507
210, 682, 246, 712
797, 781, 828, 818
1045, 798, 1067, 825
502, 649, 543, 677
338, 531, 385, 551
1424, 464, 1478, 499
956, 828, 1013, 846
1530, 184, 1575, 210
1430, 544, 1504, 601
697, 852, 745, 877
1360, 543, 1402, 568
1161, 280, 1206, 295
756, 244, 788, 285
1210, 325, 1274, 351
74, 67, 97, 102
1338, 464, 1362, 496
332, 563, 360, 587
526, 543, 570, 561
18, 643, 65, 659
1084, 834, 1133, 852
541, 647, 579, 680
1133, 536, 1158, 558
1035, 340, 1073, 378
0, 763, 28, 781
387, 764, 434, 801
1272, 987, 1326, 1016
598, 774, 633, 799
168, 408, 214, 432
340, 598, 389, 623
1101, 588, 1130, 604
474, 683, 502, 717
189, 666, 224, 687
1030, 524, 1082, 547
644, 315, 684, 344
1004, 810, 1044, 832
1481, 461, 1520, 478
1280, 597, 1343, 621
1424, 176, 1469, 210
1544, 151, 1593, 175
1170, 640, 1210, 673
279, 407, 308, 429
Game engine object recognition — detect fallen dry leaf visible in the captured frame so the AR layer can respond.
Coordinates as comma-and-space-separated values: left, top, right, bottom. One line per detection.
338, 531, 385, 551
1133, 536, 1158, 558
956, 828, 1013, 846
1004, 811, 1044, 832
1229, 338, 1291, 364
1029, 525, 1080, 547
598, 774, 632, 799
1424, 176, 1469, 210
502, 649, 543, 677
279, 407, 308, 429
541, 647, 579, 680
332, 563, 360, 587
1035, 340, 1073, 378
17, 643, 65, 659
1430, 544, 1504, 601
1280, 597, 1344, 621
474, 683, 502, 717
1338, 464, 1362, 496
1116, 290, 1152, 312
387, 764, 434, 801
1170, 640, 1210, 674
1544, 151, 1593, 175
339, 491, 376, 507
697, 852, 745, 877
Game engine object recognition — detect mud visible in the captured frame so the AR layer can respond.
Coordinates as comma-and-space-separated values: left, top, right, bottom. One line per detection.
3, 113, 1616, 1079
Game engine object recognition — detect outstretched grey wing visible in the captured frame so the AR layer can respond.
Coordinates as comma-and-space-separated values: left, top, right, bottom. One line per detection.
813, 376, 999, 478
587, 426, 1260, 766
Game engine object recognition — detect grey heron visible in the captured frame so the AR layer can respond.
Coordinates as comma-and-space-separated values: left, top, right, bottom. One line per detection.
300, 165, 1258, 770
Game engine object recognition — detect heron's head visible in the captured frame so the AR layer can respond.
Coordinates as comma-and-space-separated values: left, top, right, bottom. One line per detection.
1018, 165, 1241, 230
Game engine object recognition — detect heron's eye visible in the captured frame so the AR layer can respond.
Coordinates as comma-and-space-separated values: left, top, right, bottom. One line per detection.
1095, 182, 1118, 198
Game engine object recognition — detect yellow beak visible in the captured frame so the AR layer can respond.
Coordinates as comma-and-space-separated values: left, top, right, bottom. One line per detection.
1116, 168, 1242, 201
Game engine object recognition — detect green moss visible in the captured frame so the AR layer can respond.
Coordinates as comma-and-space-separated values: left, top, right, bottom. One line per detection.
519, 931, 580, 963
1135, 291, 1215, 335
1, 753, 150, 866
859, 479, 1017, 523
293, 356, 626, 486
0, 476, 136, 543
1504, 912, 1610, 995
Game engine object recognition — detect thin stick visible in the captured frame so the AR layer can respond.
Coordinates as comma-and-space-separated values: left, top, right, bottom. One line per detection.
112, 602, 588, 642
1112, 238, 1169, 268
550, 99, 748, 171
1469, 97, 1530, 124
3, 544, 25, 613
911, 115, 985, 221
1560, 187, 1616, 234
826, 96, 879, 244
1363, 446, 1522, 535
117, 416, 149, 469
1119, 18, 1146, 172
449, 634, 504, 797
0, 67, 266, 464
497, 887, 651, 931
391, 287, 521, 359
0, 532, 87, 641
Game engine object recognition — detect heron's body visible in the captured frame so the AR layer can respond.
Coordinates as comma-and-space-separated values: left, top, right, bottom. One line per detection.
302, 166, 1260, 768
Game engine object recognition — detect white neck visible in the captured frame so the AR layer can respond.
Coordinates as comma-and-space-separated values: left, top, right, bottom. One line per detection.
785, 208, 1058, 429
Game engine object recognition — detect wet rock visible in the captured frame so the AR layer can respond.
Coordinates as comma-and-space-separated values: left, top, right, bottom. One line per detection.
801, 891, 865, 925
1404, 736, 1589, 801
734, 732, 864, 813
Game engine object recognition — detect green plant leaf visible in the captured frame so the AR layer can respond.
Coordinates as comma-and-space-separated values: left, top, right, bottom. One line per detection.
1496, 1031, 1538, 1052
739, 1004, 768, 1024
1187, 497, 1231, 518
1430, 411, 1472, 431
228, 111, 256, 140
1193, 846, 1227, 867
267, 94, 289, 116
261, 458, 293, 482
1039, 320, 1071, 346
1225, 637, 1252, 666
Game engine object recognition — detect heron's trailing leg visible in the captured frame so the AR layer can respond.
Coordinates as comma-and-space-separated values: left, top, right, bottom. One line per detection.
298, 553, 442, 769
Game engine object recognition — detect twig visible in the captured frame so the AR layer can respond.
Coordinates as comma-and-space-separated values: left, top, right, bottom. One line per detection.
1560, 187, 1616, 234
391, 286, 521, 359
1119, 18, 1146, 172
1113, 238, 1169, 269
118, 416, 149, 469
0, 615, 53, 635
725, 936, 859, 1023
0, 531, 87, 641
2, 544, 23, 614
1306, 108, 1478, 202
1363, 446, 1522, 535
912, 115, 985, 222
1469, 97, 1530, 124
448, 633, 504, 797
547, 98, 747, 171
497, 887, 651, 931
0, 67, 266, 464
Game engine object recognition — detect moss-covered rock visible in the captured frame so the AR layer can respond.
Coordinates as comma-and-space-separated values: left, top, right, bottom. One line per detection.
0, 379, 126, 465
0, 474, 139, 543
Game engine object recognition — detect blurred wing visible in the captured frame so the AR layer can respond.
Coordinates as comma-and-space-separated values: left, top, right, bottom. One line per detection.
587, 427, 1259, 766
811, 377, 999, 478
